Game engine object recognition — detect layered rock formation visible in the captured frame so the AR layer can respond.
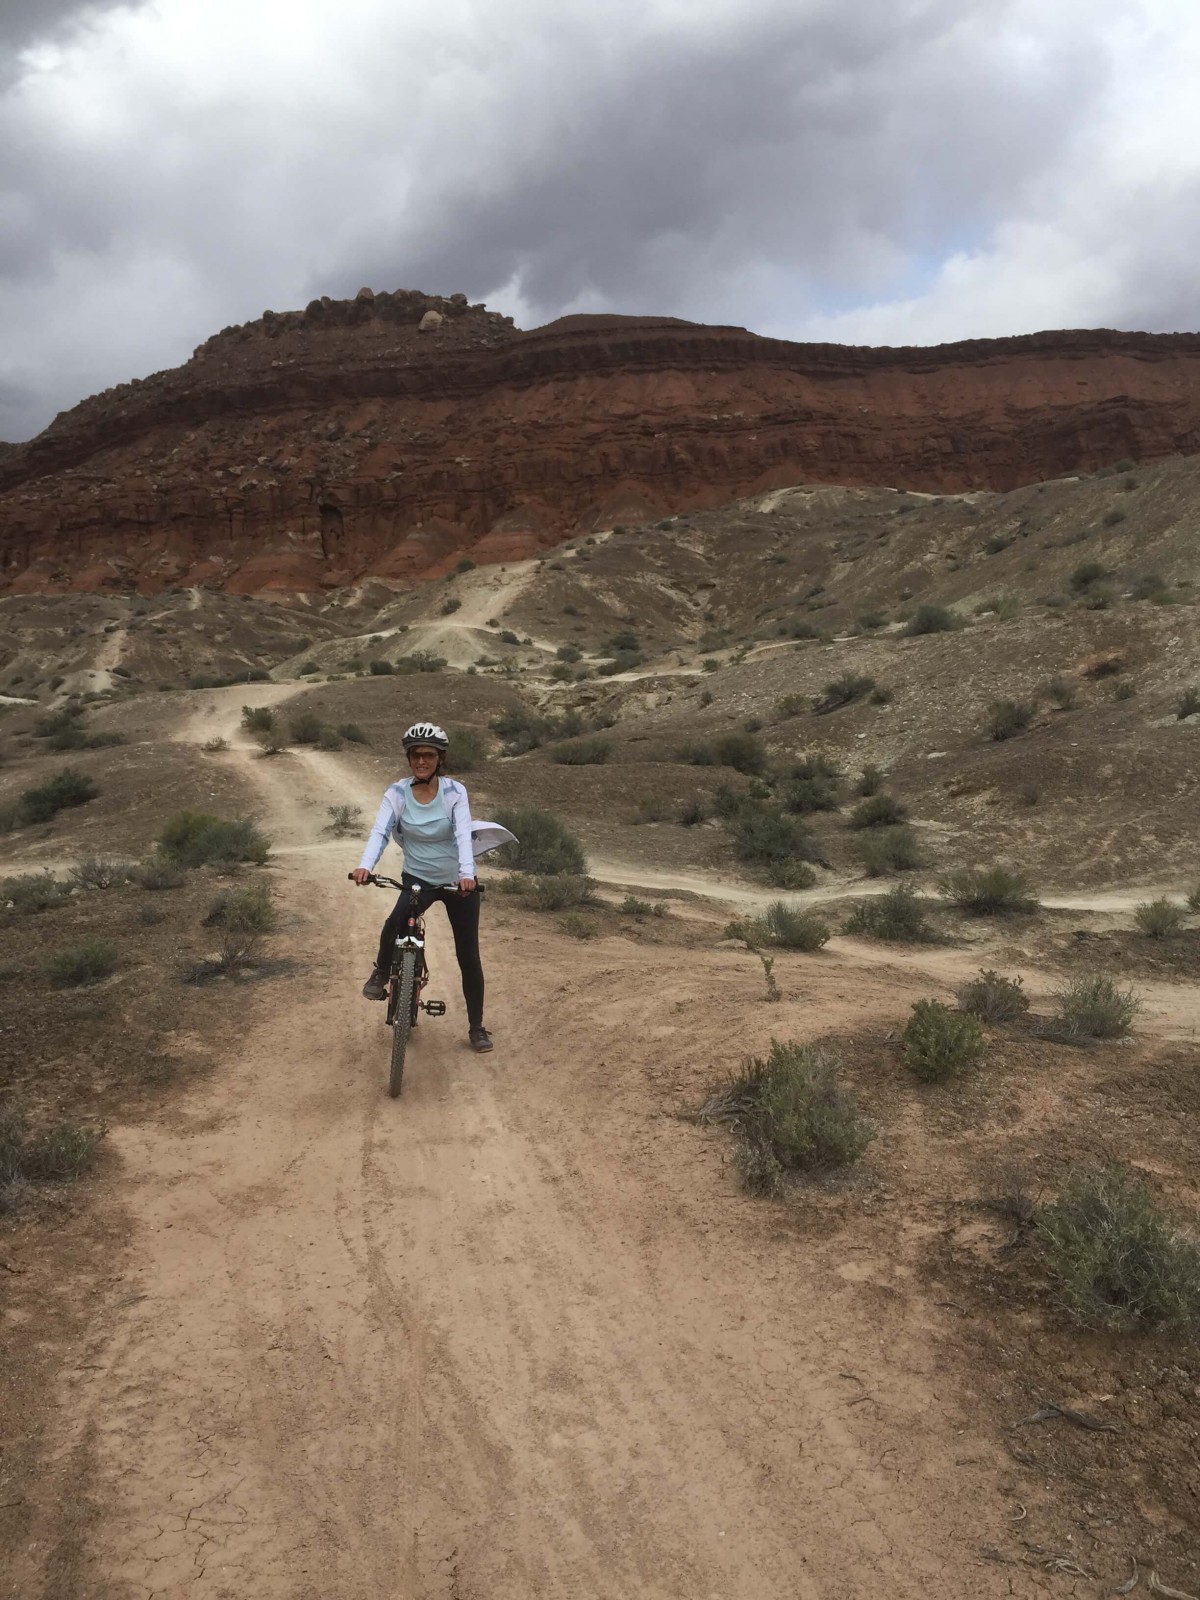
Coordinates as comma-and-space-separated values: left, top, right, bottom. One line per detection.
3, 288, 1200, 594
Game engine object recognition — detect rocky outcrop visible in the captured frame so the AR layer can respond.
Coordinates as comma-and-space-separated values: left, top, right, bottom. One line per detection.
2, 290, 1200, 594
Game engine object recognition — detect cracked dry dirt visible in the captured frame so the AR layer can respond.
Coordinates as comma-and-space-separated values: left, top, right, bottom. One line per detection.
3, 692, 1153, 1599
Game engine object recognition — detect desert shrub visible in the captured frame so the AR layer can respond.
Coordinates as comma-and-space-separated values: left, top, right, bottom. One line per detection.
1, 1110, 107, 1185
855, 764, 884, 797
939, 864, 1038, 914
774, 693, 808, 719
601, 629, 640, 656
1036, 1166, 1200, 1330
1102, 507, 1127, 527
858, 825, 921, 875
1113, 681, 1137, 702
550, 737, 611, 765
555, 644, 582, 663
635, 795, 672, 823
69, 857, 135, 891
869, 685, 894, 705
678, 740, 716, 765
986, 700, 1037, 740
201, 736, 229, 753
289, 711, 325, 745
1188, 884, 1200, 913
559, 912, 599, 940
1131, 572, 1168, 601
499, 629, 520, 646
904, 604, 957, 635
395, 650, 446, 673
784, 775, 842, 815
849, 792, 908, 829
856, 611, 886, 631
132, 860, 185, 890
714, 731, 767, 775
845, 884, 931, 942
33, 706, 85, 738
976, 593, 1021, 619
815, 673, 875, 713
700, 658, 720, 673
157, 811, 271, 869
1049, 973, 1140, 1039
325, 805, 363, 837
761, 901, 831, 951
1071, 560, 1108, 591
1018, 783, 1041, 805
1043, 676, 1077, 710
700, 1041, 873, 1195
1175, 688, 1200, 720
456, 556, 476, 573
241, 705, 275, 733
317, 727, 344, 751
729, 808, 819, 883
490, 706, 557, 755
441, 596, 462, 615
957, 969, 1029, 1023
17, 768, 98, 825
1, 872, 70, 914
493, 807, 586, 876
902, 1000, 984, 1082
46, 937, 120, 989
368, 659, 394, 675
338, 722, 369, 744
596, 649, 643, 676
525, 875, 596, 911
1135, 897, 1186, 939
678, 796, 709, 826
446, 727, 486, 770
204, 879, 279, 968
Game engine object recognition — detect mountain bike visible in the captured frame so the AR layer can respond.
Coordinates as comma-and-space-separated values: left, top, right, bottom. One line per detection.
351, 872, 448, 1097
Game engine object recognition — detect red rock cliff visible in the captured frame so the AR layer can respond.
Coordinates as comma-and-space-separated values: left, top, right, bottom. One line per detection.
2, 287, 1199, 594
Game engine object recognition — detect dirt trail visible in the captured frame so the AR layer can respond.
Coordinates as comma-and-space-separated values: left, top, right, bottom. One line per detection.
22, 685, 1072, 1598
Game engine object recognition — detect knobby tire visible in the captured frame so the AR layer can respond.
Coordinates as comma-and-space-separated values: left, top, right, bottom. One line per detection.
389, 950, 419, 1098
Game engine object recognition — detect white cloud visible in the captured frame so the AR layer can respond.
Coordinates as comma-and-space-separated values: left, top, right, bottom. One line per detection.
0, 0, 1198, 439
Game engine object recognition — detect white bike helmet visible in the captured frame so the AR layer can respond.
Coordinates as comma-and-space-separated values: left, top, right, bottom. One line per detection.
402, 721, 449, 752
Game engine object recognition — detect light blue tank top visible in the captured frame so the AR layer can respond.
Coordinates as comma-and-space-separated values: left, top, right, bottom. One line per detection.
399, 781, 459, 884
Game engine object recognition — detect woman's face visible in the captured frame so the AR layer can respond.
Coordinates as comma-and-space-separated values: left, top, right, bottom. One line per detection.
408, 746, 440, 779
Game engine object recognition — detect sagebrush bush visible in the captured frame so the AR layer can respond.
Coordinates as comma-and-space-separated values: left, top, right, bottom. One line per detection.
815, 673, 875, 713
559, 912, 599, 939
15, 768, 98, 825
550, 737, 611, 766
1134, 897, 1186, 939
201, 736, 229, 753
1071, 560, 1107, 591
132, 859, 185, 890
289, 711, 327, 745
678, 796, 709, 826
157, 811, 271, 869
761, 901, 831, 951
858, 825, 921, 876
1188, 884, 1200, 912
46, 937, 120, 988
902, 999, 984, 1082
1, 872, 70, 914
449, 727, 486, 769
1176, 688, 1200, 720
784, 775, 842, 814
855, 764, 884, 797
939, 864, 1038, 914
849, 793, 908, 830
904, 604, 958, 636
325, 804, 363, 837
1036, 1166, 1200, 1329
204, 879, 279, 968
241, 705, 275, 732
986, 700, 1037, 740
493, 807, 586, 876
714, 731, 768, 775
69, 857, 135, 891
1050, 973, 1140, 1039
525, 875, 596, 911
845, 884, 931, 942
338, 722, 370, 745
729, 807, 820, 885
700, 1041, 874, 1195
957, 969, 1029, 1023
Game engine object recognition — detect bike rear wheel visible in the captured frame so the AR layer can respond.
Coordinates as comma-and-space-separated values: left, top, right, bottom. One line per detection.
389, 950, 419, 1098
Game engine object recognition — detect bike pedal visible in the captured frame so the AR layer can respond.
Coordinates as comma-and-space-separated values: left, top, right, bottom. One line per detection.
421, 1000, 447, 1017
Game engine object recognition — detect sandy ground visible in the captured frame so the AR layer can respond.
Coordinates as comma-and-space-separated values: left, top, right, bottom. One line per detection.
1, 683, 1109, 1600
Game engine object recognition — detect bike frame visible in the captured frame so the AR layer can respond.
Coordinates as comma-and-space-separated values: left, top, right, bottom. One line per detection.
353, 872, 452, 1026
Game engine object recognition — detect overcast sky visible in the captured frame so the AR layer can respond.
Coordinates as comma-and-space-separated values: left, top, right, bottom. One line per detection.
1, 0, 1197, 441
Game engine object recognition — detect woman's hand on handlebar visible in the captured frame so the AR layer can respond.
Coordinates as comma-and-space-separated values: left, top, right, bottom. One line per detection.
458, 877, 476, 895
350, 868, 373, 886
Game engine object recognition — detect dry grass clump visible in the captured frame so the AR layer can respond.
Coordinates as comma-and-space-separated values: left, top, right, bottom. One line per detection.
1134, 897, 1186, 938
848, 793, 908, 829
957, 969, 1029, 1023
939, 864, 1038, 915
858, 825, 921, 875
558, 912, 599, 940
1048, 973, 1140, 1040
0, 1108, 107, 1191
325, 804, 364, 837
202, 880, 279, 970
729, 901, 830, 952
2, 872, 71, 914
902, 1000, 984, 1082
1036, 1166, 1200, 1330
699, 1041, 874, 1196
986, 700, 1037, 741
68, 857, 136, 891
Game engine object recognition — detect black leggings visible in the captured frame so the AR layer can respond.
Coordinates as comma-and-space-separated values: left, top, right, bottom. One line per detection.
377, 875, 485, 1029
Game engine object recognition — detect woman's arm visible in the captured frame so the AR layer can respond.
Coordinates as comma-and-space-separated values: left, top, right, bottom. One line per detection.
448, 782, 477, 882
358, 792, 398, 872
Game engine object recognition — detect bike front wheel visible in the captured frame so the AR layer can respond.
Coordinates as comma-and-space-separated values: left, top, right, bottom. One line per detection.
389, 949, 419, 1098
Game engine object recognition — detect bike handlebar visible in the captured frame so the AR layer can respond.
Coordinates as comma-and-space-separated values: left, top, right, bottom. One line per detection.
349, 872, 464, 892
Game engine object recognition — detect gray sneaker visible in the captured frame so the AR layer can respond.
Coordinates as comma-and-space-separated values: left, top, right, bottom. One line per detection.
362, 968, 388, 1001
469, 1026, 494, 1052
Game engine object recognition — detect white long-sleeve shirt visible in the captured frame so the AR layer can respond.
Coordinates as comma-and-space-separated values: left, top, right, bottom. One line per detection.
358, 777, 476, 880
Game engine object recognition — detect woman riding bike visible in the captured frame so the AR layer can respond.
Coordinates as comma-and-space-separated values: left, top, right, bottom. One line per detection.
351, 721, 493, 1053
